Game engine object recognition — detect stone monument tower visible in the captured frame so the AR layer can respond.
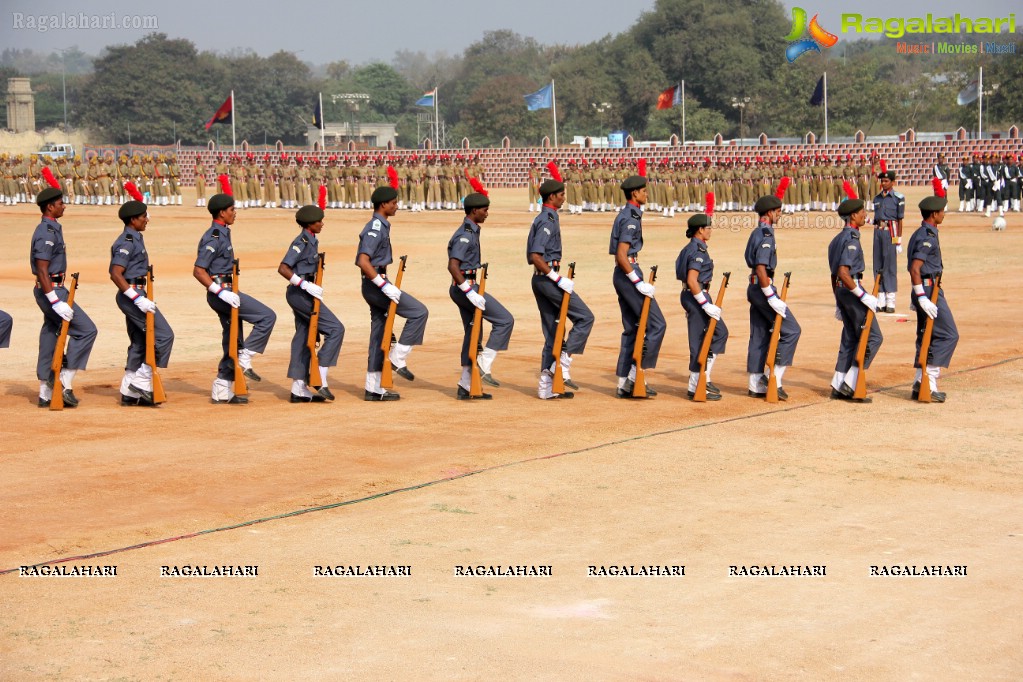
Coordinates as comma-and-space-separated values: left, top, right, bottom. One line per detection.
7, 78, 36, 133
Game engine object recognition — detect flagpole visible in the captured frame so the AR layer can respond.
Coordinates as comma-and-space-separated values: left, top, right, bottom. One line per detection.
434, 86, 440, 149
319, 92, 325, 150
681, 80, 686, 145
823, 72, 828, 144
551, 80, 558, 149
231, 90, 236, 151
978, 67, 983, 139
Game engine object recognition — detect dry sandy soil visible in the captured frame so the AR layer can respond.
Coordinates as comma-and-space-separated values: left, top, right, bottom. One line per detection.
1, 187, 1021, 680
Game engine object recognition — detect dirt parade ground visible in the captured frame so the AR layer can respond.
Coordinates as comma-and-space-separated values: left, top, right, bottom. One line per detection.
1, 186, 1021, 680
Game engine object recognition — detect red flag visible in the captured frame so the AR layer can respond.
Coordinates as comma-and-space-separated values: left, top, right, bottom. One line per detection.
205, 94, 233, 130
656, 84, 680, 110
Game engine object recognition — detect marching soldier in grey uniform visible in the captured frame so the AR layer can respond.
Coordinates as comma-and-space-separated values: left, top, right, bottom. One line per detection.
278, 205, 344, 403
827, 197, 882, 402
745, 194, 800, 400
677, 212, 727, 400
447, 192, 515, 399
908, 196, 959, 402
109, 198, 175, 405
0, 309, 11, 349
357, 186, 430, 401
872, 170, 904, 313
527, 177, 595, 400
193, 193, 277, 403
610, 174, 666, 398
31, 186, 98, 407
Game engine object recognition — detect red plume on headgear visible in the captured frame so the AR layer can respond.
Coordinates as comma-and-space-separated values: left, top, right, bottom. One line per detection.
879, 159, 888, 174
124, 181, 144, 203
774, 176, 791, 199
318, 185, 327, 210
218, 174, 233, 197
42, 166, 60, 190
931, 177, 946, 198
705, 192, 715, 217
469, 176, 489, 197
387, 165, 399, 190
842, 181, 858, 200
638, 158, 647, 177
546, 161, 562, 183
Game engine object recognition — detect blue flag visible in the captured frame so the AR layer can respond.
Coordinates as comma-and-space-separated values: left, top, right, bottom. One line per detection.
524, 83, 553, 111
416, 89, 436, 107
809, 76, 825, 106
313, 99, 323, 127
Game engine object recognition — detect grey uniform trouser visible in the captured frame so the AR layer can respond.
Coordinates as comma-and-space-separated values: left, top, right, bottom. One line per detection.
361, 278, 429, 372
681, 290, 728, 373
746, 282, 800, 373
612, 265, 666, 377
449, 283, 514, 367
872, 225, 898, 293
115, 291, 174, 371
34, 286, 98, 381
284, 286, 344, 381
914, 285, 959, 369
833, 286, 883, 373
206, 290, 277, 381
0, 309, 11, 348
531, 275, 594, 373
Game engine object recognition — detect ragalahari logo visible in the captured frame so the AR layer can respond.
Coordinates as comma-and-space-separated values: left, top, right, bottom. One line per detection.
786, 7, 839, 62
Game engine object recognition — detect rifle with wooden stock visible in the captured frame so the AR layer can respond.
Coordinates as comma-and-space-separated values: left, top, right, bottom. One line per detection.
916, 273, 942, 403
380, 255, 407, 390
306, 253, 325, 389
693, 271, 730, 402
145, 265, 167, 404
631, 265, 658, 399
852, 273, 882, 400
49, 272, 79, 411
229, 258, 247, 396
468, 263, 488, 398
765, 271, 792, 404
551, 261, 575, 395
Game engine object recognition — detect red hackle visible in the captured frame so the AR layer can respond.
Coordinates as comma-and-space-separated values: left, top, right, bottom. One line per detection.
42, 166, 60, 189
318, 185, 327, 210
842, 181, 858, 200
774, 176, 791, 199
705, 192, 715, 217
879, 159, 888, 174
387, 165, 399, 190
469, 177, 489, 196
218, 174, 232, 196
638, 158, 647, 177
546, 161, 562, 183
124, 181, 144, 203
931, 177, 946, 198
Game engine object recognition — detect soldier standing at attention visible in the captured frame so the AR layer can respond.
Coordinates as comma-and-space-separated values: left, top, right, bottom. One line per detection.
447, 192, 515, 399
278, 204, 344, 403
907, 196, 959, 402
356, 185, 429, 401
193, 191, 277, 403
610, 174, 666, 398
31, 183, 98, 407
828, 195, 881, 402
872, 169, 904, 314
109, 192, 174, 405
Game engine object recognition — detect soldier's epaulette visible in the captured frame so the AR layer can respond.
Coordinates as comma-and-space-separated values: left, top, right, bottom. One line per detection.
211, 229, 221, 238
300, 235, 309, 244
124, 232, 134, 242
893, 191, 905, 199
630, 209, 641, 219
697, 243, 708, 252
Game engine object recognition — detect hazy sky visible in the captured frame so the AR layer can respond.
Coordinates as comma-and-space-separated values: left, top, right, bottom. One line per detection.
2, 0, 1014, 65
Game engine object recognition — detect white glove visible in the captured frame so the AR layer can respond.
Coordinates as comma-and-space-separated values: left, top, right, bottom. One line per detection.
917, 295, 938, 319
896, 243, 903, 255
381, 282, 401, 304
301, 281, 323, 300
965, 179, 973, 189
132, 294, 158, 314
858, 290, 878, 312
701, 302, 721, 320
466, 290, 486, 310
762, 286, 787, 318
218, 288, 240, 308
47, 290, 74, 322
556, 277, 574, 294
635, 281, 655, 298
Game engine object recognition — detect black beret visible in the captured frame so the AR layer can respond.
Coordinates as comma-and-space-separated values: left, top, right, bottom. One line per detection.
464, 192, 490, 209
686, 213, 711, 237
919, 196, 947, 214
620, 175, 647, 193
295, 205, 324, 224
539, 179, 565, 197
878, 170, 896, 181
837, 198, 864, 217
754, 195, 782, 214
118, 200, 148, 221
371, 186, 398, 204
207, 193, 235, 215
36, 187, 63, 206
